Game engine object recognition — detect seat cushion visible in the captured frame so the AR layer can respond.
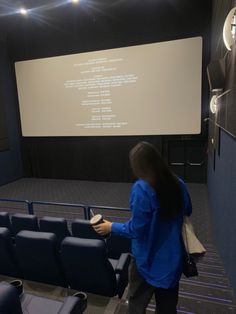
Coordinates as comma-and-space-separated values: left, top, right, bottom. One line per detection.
21, 294, 63, 314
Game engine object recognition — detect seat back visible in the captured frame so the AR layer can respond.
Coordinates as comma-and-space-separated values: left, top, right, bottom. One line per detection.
0, 212, 12, 232
16, 230, 66, 287
71, 219, 103, 240
11, 214, 39, 236
39, 216, 70, 249
0, 227, 20, 277
0, 282, 22, 314
61, 237, 118, 297
107, 235, 131, 259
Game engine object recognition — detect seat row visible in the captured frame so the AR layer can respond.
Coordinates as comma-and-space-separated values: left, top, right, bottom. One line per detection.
0, 211, 131, 259
0, 227, 130, 298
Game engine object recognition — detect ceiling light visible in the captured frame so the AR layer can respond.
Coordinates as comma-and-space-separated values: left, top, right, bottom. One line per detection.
71, 0, 79, 3
20, 8, 28, 15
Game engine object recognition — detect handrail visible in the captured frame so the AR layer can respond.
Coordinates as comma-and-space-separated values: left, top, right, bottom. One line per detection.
0, 198, 32, 214
31, 200, 88, 219
0, 198, 131, 221
87, 205, 130, 220
0, 198, 30, 204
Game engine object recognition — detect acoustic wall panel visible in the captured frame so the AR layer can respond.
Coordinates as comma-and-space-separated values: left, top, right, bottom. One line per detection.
0, 99, 9, 151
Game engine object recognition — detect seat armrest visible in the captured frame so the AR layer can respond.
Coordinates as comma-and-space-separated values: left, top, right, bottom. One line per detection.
58, 296, 86, 314
115, 253, 131, 274
115, 254, 131, 299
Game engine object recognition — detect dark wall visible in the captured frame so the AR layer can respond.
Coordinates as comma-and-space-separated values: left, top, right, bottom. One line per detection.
0, 97, 9, 151
208, 129, 236, 295
208, 0, 236, 138
22, 136, 162, 182
4, 1, 212, 182
208, 0, 236, 295
0, 35, 23, 185
0, 32, 9, 152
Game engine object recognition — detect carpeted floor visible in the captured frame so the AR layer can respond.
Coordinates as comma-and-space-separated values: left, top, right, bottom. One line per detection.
0, 178, 235, 313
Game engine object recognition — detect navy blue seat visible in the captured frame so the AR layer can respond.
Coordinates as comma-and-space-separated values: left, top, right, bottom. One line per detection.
107, 235, 131, 259
61, 237, 130, 298
0, 212, 12, 232
11, 213, 39, 236
39, 216, 70, 249
71, 219, 103, 240
0, 281, 86, 314
72, 219, 130, 259
0, 281, 22, 314
0, 227, 20, 277
15, 230, 66, 287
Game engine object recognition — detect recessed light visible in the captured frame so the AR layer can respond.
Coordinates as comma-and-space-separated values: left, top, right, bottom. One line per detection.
20, 8, 28, 15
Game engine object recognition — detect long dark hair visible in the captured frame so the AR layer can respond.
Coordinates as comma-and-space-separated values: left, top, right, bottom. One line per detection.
129, 141, 183, 220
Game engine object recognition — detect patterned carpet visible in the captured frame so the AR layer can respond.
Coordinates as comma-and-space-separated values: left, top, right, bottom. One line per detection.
0, 178, 235, 313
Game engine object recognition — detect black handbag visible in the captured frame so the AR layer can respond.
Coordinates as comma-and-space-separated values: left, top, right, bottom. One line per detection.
183, 253, 198, 278
182, 222, 198, 278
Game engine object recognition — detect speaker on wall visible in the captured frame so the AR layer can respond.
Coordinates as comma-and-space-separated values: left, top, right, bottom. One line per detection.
207, 58, 225, 92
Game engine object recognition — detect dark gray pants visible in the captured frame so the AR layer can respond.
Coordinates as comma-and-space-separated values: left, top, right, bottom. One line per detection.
127, 257, 179, 314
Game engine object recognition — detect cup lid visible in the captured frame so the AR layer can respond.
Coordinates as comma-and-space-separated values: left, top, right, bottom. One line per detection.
90, 214, 103, 225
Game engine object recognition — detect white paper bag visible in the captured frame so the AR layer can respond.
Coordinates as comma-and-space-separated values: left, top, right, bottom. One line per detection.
182, 216, 206, 255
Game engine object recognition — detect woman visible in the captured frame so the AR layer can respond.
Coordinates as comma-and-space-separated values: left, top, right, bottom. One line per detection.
93, 141, 192, 314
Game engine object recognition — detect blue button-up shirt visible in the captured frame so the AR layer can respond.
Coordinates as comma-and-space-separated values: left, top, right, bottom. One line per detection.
111, 178, 192, 288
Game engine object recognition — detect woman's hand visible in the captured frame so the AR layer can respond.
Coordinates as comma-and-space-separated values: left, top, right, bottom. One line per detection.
93, 220, 112, 236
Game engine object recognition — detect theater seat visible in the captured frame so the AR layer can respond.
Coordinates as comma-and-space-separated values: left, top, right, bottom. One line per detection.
106, 235, 131, 259
61, 237, 130, 298
39, 216, 70, 249
71, 219, 103, 240
0, 212, 12, 232
0, 227, 20, 277
16, 230, 66, 287
0, 281, 86, 314
11, 213, 39, 236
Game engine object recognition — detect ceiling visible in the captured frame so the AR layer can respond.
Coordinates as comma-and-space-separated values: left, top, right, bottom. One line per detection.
0, 0, 212, 61
0, 0, 212, 33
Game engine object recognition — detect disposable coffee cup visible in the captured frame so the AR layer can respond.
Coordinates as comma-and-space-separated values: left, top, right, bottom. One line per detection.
73, 291, 87, 312
9, 279, 23, 296
90, 214, 110, 239
90, 214, 103, 226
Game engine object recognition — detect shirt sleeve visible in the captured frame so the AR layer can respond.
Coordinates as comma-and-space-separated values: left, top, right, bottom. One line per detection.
111, 183, 153, 239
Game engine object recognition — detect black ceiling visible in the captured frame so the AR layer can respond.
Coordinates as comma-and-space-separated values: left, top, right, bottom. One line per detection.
0, 0, 212, 60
